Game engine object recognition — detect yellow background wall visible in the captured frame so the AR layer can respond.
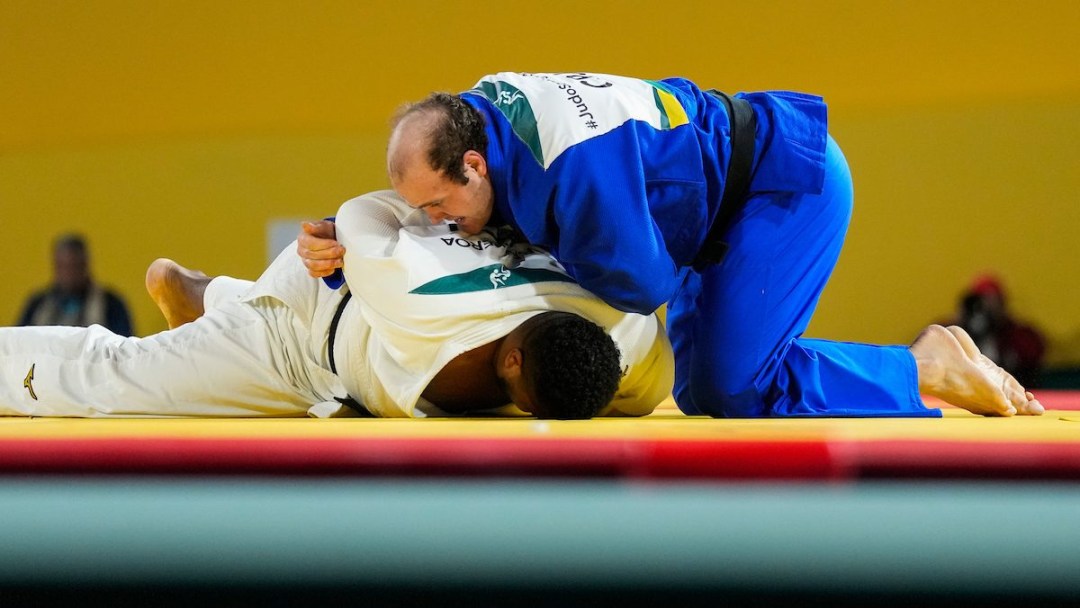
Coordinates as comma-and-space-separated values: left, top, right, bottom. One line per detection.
2, 1, 1078, 362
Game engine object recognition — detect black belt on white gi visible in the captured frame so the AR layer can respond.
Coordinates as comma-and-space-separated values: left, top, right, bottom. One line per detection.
691, 90, 758, 272
326, 290, 375, 417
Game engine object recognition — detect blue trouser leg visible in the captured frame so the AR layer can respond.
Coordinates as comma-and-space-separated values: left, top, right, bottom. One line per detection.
668, 136, 937, 418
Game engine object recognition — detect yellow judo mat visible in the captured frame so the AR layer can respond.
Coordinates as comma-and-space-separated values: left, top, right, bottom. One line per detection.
2, 394, 1079, 480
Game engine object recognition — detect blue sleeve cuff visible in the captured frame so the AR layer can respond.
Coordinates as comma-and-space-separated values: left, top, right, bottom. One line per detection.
322, 270, 345, 290
318, 215, 344, 289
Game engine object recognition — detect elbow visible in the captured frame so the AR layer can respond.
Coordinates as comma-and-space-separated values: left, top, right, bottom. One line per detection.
570, 260, 676, 315
605, 281, 671, 315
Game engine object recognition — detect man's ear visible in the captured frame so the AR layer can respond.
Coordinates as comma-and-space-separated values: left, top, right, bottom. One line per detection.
464, 150, 487, 178
500, 347, 524, 380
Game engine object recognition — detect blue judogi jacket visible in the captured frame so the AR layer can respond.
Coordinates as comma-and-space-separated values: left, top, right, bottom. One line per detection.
462, 72, 829, 315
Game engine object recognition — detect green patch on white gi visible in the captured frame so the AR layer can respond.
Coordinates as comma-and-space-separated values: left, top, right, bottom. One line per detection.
410, 264, 576, 295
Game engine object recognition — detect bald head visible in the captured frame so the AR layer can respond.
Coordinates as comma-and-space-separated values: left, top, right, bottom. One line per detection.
385, 93, 496, 235
387, 109, 441, 187
386, 92, 489, 187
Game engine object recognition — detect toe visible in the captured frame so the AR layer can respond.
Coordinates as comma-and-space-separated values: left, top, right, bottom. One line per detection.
1020, 392, 1045, 416
996, 365, 1031, 411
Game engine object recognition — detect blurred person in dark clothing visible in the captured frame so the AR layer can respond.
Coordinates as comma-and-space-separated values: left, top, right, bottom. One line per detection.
949, 275, 1045, 388
16, 234, 133, 336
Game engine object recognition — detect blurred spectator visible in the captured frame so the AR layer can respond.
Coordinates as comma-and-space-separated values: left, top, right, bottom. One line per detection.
16, 233, 133, 336
944, 274, 1045, 388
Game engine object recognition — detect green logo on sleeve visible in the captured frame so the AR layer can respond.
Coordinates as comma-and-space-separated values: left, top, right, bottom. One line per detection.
470, 80, 545, 166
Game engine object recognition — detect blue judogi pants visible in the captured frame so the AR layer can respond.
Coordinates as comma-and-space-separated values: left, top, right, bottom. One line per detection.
667, 136, 938, 418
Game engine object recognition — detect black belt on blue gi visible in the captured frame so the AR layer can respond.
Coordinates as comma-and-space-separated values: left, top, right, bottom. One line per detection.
691, 90, 758, 272
326, 290, 375, 417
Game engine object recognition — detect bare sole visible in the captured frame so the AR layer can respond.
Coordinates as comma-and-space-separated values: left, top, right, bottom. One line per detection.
145, 258, 210, 329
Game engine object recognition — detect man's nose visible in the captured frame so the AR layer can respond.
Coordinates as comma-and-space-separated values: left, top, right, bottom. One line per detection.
424, 207, 445, 222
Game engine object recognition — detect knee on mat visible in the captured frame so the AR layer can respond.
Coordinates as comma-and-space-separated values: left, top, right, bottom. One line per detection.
675, 381, 768, 418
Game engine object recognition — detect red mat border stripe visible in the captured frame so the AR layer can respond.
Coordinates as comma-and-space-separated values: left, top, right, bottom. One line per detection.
1, 437, 1079, 480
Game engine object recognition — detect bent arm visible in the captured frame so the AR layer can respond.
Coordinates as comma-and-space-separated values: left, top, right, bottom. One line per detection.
540, 141, 681, 315
333, 190, 430, 310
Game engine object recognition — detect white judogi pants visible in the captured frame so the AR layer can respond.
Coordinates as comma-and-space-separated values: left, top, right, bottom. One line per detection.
0, 277, 347, 418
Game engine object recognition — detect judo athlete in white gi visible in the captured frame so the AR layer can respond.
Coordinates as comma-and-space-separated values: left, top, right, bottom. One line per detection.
0, 191, 673, 419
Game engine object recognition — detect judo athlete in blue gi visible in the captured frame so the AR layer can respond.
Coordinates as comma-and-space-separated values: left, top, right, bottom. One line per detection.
299, 72, 1043, 419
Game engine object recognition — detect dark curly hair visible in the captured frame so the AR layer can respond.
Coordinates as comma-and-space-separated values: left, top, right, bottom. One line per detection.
391, 92, 488, 185
521, 312, 623, 420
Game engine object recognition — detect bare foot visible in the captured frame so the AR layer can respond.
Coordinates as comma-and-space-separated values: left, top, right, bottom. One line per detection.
910, 324, 1044, 416
145, 258, 211, 329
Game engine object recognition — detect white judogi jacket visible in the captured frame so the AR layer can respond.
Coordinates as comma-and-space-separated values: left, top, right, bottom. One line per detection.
0, 191, 673, 418
247, 190, 674, 418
